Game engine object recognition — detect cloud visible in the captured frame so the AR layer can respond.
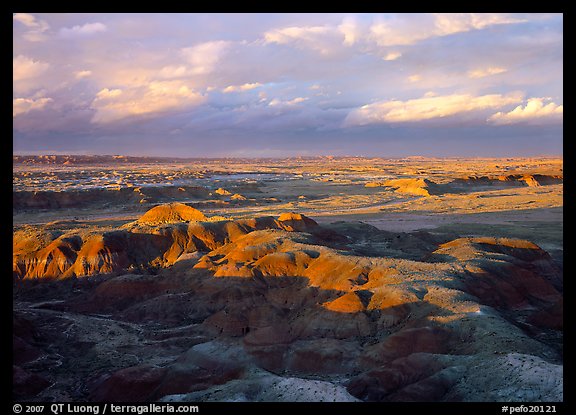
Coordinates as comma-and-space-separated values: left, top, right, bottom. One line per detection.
91, 81, 205, 123
265, 25, 330, 44
13, 55, 49, 81
13, 97, 53, 117
59, 22, 107, 38
468, 66, 507, 78
338, 16, 360, 46
407, 74, 422, 83
370, 13, 527, 47
383, 51, 402, 61
74, 70, 92, 79
488, 98, 563, 125
345, 92, 524, 125
369, 16, 431, 47
11, 13, 562, 156
158, 65, 188, 79
13, 13, 50, 42
264, 25, 342, 55
262, 13, 531, 60
222, 83, 262, 93
433, 13, 526, 35
268, 97, 308, 107
13, 13, 39, 27
180, 41, 230, 75
95, 88, 123, 99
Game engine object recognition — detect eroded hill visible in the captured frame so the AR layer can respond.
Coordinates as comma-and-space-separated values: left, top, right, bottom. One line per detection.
13, 204, 563, 402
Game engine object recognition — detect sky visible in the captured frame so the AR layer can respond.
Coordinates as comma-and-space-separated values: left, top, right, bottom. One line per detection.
13, 13, 563, 157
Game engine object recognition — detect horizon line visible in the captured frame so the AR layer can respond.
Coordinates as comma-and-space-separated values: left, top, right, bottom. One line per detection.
13, 154, 564, 160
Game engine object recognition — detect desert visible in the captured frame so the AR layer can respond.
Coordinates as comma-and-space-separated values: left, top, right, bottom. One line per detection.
13, 156, 563, 402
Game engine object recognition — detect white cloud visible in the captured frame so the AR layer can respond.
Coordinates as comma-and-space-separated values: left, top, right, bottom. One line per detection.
338, 16, 360, 46
488, 98, 563, 125
222, 83, 262, 93
99, 68, 156, 89
59, 22, 107, 38
13, 55, 49, 81
345, 92, 524, 125
95, 88, 123, 99
13, 13, 39, 27
268, 97, 308, 107
370, 13, 527, 47
158, 65, 188, 79
265, 25, 330, 44
434, 13, 527, 35
91, 81, 205, 123
370, 18, 429, 47
181, 41, 230, 75
261, 13, 531, 61
13, 97, 53, 117
468, 66, 507, 78
407, 74, 422, 83
13, 13, 50, 41
383, 51, 402, 61
74, 70, 92, 79
264, 25, 341, 55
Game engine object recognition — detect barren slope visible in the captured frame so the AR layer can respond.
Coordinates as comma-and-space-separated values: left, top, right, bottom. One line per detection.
13, 204, 563, 402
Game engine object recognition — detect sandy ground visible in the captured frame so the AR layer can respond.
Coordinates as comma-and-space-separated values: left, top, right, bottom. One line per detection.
315, 206, 562, 231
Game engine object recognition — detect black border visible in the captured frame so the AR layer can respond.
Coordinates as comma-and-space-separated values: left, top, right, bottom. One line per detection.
9, 6, 570, 414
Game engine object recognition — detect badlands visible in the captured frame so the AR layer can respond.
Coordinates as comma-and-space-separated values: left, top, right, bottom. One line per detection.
13, 156, 563, 402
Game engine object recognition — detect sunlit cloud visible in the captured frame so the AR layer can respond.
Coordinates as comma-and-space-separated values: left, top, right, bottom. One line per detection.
13, 13, 40, 27
268, 97, 308, 107
344, 92, 524, 125
180, 41, 231, 75
338, 16, 360, 46
95, 88, 123, 99
407, 74, 422, 83
265, 25, 331, 44
13, 97, 53, 117
369, 18, 429, 47
59, 22, 107, 38
13, 13, 50, 42
158, 65, 188, 79
468, 66, 507, 78
264, 25, 341, 55
383, 51, 402, 61
370, 13, 527, 47
91, 81, 205, 123
488, 98, 563, 125
13, 55, 49, 81
74, 70, 92, 79
222, 83, 262, 93
433, 13, 526, 35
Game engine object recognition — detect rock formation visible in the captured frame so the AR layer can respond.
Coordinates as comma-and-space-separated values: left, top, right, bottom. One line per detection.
13, 204, 563, 403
